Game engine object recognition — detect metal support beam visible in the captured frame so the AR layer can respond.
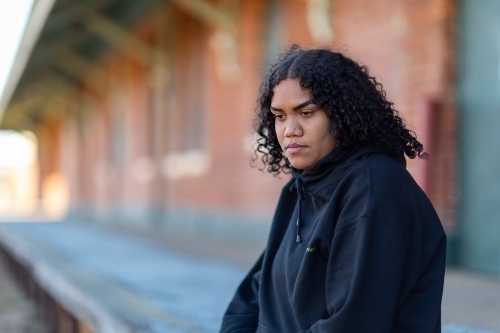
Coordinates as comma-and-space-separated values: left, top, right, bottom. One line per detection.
22, 74, 75, 121
1, 71, 67, 128
0, 94, 46, 129
34, 72, 90, 109
167, 0, 235, 31
33, 29, 95, 63
80, 9, 166, 67
5, 94, 46, 116
46, 0, 117, 31
51, 47, 108, 94
3, 70, 89, 130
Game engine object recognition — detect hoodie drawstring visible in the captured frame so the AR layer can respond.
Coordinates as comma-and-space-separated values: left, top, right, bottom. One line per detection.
295, 177, 305, 243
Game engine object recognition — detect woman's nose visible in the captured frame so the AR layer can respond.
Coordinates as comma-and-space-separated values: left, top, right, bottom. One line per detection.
284, 119, 303, 137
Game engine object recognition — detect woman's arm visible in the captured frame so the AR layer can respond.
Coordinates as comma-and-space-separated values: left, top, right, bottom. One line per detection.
220, 251, 264, 333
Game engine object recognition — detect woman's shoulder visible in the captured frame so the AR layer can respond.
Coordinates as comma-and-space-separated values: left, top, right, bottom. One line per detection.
323, 151, 408, 192
331, 151, 432, 214
336, 151, 415, 190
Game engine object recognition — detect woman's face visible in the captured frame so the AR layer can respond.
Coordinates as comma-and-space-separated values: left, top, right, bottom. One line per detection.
271, 78, 337, 170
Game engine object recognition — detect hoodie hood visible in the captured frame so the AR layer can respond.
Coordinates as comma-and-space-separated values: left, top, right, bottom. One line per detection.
291, 145, 406, 188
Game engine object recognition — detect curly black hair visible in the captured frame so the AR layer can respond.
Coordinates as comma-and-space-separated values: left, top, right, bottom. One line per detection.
254, 45, 426, 175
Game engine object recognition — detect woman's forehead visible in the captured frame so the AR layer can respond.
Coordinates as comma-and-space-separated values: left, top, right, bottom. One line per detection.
271, 78, 311, 105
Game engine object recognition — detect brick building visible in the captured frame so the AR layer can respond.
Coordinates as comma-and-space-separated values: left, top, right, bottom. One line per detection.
1, 0, 498, 273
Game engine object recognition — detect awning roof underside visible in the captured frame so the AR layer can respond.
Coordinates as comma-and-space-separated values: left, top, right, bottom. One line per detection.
1, 0, 166, 130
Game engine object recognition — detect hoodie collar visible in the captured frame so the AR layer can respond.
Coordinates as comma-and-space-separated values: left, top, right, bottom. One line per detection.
291, 144, 406, 190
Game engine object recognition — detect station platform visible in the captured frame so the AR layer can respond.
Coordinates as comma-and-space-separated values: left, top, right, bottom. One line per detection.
0, 221, 498, 333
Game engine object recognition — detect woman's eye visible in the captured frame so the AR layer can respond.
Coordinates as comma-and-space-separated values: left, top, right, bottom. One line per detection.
274, 114, 285, 120
301, 111, 313, 116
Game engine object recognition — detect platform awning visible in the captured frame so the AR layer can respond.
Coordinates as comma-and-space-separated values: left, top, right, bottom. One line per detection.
0, 0, 236, 131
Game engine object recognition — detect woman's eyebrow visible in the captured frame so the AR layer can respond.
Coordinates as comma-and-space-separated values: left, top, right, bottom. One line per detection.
270, 100, 314, 112
293, 100, 314, 111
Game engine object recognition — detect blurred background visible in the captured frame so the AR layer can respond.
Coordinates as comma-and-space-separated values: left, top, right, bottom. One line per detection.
0, 0, 499, 332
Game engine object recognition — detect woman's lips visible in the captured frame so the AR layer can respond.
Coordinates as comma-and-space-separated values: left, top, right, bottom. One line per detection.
286, 143, 306, 154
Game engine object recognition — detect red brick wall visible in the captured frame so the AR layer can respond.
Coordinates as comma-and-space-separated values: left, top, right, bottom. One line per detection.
39, 0, 456, 227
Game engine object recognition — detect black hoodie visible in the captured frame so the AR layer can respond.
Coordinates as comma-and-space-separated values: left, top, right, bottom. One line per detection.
220, 146, 446, 333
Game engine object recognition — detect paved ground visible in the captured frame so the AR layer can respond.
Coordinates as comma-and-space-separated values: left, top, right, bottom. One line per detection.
0, 255, 48, 333
0, 221, 498, 333
0, 222, 246, 333
442, 270, 500, 332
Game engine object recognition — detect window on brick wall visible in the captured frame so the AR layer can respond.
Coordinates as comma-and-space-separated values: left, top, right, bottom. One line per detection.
160, 18, 210, 180
173, 29, 206, 151
264, 0, 284, 71
110, 86, 127, 167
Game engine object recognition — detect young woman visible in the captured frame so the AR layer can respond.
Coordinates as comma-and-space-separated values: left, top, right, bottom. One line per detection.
220, 46, 446, 333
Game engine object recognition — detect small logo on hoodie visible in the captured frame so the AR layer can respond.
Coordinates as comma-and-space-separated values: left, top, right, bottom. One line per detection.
306, 246, 317, 253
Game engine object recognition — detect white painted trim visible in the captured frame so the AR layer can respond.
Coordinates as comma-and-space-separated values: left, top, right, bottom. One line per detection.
0, 0, 58, 125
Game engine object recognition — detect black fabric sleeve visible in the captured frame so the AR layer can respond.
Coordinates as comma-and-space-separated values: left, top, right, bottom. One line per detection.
220, 251, 264, 333
307, 216, 408, 333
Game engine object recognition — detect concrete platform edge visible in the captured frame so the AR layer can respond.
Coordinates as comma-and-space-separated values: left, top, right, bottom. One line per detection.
0, 226, 205, 333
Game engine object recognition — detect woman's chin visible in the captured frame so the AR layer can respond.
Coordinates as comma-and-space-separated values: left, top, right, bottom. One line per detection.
289, 159, 314, 171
